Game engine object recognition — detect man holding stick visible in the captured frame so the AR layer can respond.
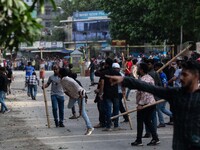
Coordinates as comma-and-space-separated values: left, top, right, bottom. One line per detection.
106, 60, 200, 150
43, 65, 65, 127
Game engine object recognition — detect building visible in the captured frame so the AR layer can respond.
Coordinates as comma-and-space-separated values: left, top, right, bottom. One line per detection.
37, 0, 62, 36
60, 11, 111, 58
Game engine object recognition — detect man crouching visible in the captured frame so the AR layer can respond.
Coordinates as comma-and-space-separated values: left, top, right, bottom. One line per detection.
59, 68, 94, 135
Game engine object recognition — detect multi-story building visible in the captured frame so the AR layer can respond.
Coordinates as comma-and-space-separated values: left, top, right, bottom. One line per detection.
37, 0, 62, 35
61, 11, 111, 56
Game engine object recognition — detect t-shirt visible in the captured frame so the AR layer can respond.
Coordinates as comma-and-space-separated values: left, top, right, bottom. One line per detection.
174, 68, 182, 87
47, 75, 64, 96
61, 76, 84, 99
101, 68, 121, 99
24, 66, 35, 77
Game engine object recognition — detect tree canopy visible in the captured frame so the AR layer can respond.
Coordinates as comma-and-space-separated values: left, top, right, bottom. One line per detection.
0, 0, 55, 51
100, 0, 200, 45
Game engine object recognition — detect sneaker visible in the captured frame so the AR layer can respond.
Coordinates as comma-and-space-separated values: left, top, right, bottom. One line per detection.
94, 123, 103, 128
165, 121, 174, 125
131, 141, 143, 146
3, 109, 10, 114
113, 127, 124, 131
157, 123, 166, 128
147, 139, 160, 146
85, 128, 94, 135
55, 121, 59, 127
59, 122, 65, 127
102, 128, 112, 131
142, 133, 151, 138
69, 115, 77, 119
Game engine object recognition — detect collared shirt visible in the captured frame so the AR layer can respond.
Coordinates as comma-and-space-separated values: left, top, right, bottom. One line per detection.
28, 75, 39, 85
61, 76, 84, 99
123, 77, 200, 150
136, 74, 155, 105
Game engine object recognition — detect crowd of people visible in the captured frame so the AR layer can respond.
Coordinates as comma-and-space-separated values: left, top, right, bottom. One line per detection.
0, 51, 200, 149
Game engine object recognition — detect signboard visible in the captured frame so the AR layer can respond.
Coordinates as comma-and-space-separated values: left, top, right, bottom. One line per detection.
112, 40, 126, 46
73, 11, 108, 20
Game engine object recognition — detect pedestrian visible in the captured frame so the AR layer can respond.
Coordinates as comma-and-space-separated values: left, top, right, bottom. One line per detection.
0, 67, 10, 113
24, 62, 35, 97
88, 58, 95, 86
98, 58, 121, 131
43, 65, 65, 127
154, 62, 173, 128
143, 59, 162, 138
68, 63, 78, 119
130, 63, 160, 146
58, 68, 94, 135
112, 63, 129, 123
28, 72, 39, 100
93, 62, 106, 128
106, 60, 200, 150
6, 65, 13, 95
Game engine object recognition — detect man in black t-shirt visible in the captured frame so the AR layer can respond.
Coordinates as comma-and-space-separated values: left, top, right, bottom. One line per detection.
98, 58, 121, 131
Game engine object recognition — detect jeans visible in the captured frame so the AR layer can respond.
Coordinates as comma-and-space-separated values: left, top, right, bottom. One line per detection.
29, 85, 37, 99
157, 101, 173, 124
68, 97, 92, 129
90, 72, 94, 84
136, 106, 158, 142
97, 99, 106, 127
119, 93, 129, 121
125, 88, 131, 100
51, 95, 65, 123
104, 97, 120, 128
145, 107, 157, 134
0, 91, 7, 112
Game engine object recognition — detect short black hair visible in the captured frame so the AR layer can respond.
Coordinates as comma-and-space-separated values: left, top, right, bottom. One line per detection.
139, 63, 149, 74
146, 59, 154, 65
181, 60, 200, 75
105, 58, 113, 67
59, 68, 71, 78
154, 62, 163, 68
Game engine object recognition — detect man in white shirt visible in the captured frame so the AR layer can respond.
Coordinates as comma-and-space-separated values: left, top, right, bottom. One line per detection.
59, 68, 94, 135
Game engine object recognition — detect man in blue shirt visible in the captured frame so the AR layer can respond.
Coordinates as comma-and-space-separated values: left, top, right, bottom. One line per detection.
24, 62, 35, 97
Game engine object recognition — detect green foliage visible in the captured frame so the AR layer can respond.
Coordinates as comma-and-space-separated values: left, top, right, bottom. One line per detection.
0, 0, 56, 51
101, 0, 200, 45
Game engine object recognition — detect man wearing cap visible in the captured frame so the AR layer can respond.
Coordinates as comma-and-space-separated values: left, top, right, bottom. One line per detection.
112, 63, 129, 122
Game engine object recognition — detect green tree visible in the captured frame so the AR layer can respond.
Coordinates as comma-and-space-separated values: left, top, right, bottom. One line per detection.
0, 0, 56, 51
100, 0, 200, 45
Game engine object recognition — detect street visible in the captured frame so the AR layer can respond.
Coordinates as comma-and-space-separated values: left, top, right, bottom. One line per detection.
0, 71, 173, 150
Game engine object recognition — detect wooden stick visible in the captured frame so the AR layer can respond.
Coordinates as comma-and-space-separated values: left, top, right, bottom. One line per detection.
157, 44, 192, 73
111, 99, 165, 120
42, 79, 51, 128
111, 45, 191, 120
123, 96, 133, 130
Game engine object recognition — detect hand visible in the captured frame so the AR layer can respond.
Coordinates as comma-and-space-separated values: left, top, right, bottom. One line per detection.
137, 105, 143, 110
94, 89, 99, 94
105, 75, 124, 86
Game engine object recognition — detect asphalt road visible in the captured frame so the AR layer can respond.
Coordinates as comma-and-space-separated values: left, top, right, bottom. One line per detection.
0, 71, 173, 150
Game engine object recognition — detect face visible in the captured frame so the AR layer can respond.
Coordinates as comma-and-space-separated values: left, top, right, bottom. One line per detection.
147, 63, 153, 70
53, 67, 59, 75
180, 69, 199, 89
